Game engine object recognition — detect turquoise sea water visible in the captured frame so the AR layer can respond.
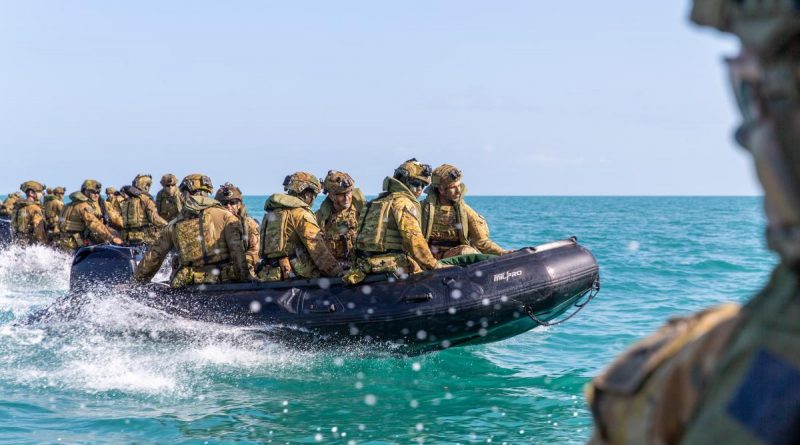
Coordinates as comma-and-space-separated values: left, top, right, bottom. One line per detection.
0, 197, 776, 444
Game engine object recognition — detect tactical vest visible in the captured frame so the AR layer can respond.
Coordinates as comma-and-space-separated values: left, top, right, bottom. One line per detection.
157, 188, 182, 221
422, 194, 469, 247
173, 211, 231, 267
259, 195, 299, 259
356, 193, 417, 253
122, 196, 148, 230
43, 197, 63, 232
12, 203, 33, 235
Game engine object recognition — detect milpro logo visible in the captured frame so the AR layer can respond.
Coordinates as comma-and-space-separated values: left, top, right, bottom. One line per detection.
493, 269, 523, 282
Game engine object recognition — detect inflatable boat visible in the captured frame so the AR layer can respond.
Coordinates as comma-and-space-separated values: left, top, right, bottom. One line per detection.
59, 237, 600, 352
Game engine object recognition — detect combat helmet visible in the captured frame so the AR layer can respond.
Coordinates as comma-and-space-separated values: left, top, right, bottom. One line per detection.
160, 173, 177, 187
214, 182, 243, 204
283, 172, 321, 195
132, 174, 153, 193
431, 164, 463, 187
394, 158, 433, 186
322, 171, 355, 195
179, 174, 213, 195
105, 187, 117, 196
20, 181, 45, 194
81, 179, 102, 194
52, 186, 66, 196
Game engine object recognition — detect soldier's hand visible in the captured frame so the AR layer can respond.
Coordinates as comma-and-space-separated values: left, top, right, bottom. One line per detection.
112, 237, 123, 245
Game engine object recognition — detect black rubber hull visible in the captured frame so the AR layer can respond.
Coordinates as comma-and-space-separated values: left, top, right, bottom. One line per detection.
0, 218, 11, 247
64, 239, 600, 353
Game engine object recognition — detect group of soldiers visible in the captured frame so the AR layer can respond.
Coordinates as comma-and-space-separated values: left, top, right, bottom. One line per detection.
1, 159, 509, 288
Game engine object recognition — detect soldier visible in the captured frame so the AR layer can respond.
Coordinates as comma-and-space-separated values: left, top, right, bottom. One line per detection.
258, 172, 343, 281
119, 174, 167, 246
0, 192, 22, 218
105, 186, 124, 214
587, 2, 800, 444
347, 158, 442, 284
11, 181, 47, 245
215, 183, 260, 278
43, 186, 66, 243
156, 173, 182, 222
134, 174, 250, 287
315, 170, 365, 269
421, 164, 509, 259
57, 179, 122, 251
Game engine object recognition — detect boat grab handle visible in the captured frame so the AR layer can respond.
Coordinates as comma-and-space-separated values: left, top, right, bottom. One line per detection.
524, 279, 600, 327
403, 292, 434, 303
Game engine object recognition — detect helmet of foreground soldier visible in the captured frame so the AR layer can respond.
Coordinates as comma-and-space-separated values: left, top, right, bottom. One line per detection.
81, 179, 102, 194
160, 174, 177, 187
692, 1, 800, 262
179, 174, 213, 195
20, 181, 45, 194
431, 164, 463, 188
132, 174, 153, 193
394, 158, 432, 187
322, 171, 355, 195
214, 182, 243, 203
283, 172, 322, 195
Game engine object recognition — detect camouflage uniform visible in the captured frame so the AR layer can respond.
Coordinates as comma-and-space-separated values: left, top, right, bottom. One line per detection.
421, 164, 507, 259
12, 181, 47, 245
156, 174, 183, 222
215, 183, 260, 278
119, 179, 167, 246
0, 192, 22, 219
57, 180, 120, 251
349, 159, 440, 283
259, 172, 342, 281
315, 171, 365, 269
588, 2, 800, 444
134, 174, 250, 287
43, 186, 66, 243
105, 187, 124, 214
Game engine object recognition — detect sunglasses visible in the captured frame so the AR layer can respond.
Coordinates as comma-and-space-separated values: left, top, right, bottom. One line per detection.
408, 179, 426, 189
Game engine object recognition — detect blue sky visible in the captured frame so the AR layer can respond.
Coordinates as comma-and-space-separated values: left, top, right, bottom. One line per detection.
0, 1, 759, 196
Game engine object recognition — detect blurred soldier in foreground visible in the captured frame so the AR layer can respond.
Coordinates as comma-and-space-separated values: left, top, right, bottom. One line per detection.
346, 159, 442, 284
215, 182, 260, 278
57, 179, 122, 251
156, 173, 182, 222
587, 2, 800, 444
12, 181, 47, 245
0, 192, 22, 219
315, 170, 365, 270
43, 186, 66, 243
421, 164, 509, 259
119, 174, 167, 246
134, 174, 250, 287
258, 172, 342, 281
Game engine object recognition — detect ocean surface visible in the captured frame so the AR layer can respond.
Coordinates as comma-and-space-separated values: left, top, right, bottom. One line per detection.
0, 196, 776, 444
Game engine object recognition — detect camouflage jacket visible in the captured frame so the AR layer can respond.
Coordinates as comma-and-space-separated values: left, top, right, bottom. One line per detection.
134, 195, 249, 287
57, 192, 118, 250
587, 264, 800, 444
355, 177, 438, 271
259, 193, 342, 279
0, 196, 20, 218
240, 214, 260, 278
12, 200, 47, 245
43, 195, 64, 235
156, 186, 182, 222
315, 190, 365, 265
421, 186, 505, 257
